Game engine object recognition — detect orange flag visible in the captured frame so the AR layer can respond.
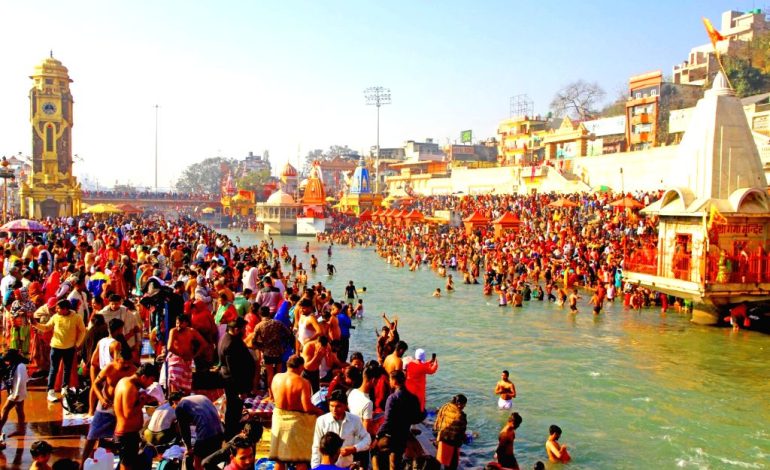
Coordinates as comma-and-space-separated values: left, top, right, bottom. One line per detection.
702, 17, 725, 49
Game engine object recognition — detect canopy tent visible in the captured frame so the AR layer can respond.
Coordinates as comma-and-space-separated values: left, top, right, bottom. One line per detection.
358, 209, 373, 222
402, 209, 425, 225
462, 211, 490, 235
493, 211, 522, 237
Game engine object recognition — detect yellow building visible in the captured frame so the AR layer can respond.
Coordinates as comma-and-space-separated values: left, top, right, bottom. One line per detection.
338, 157, 382, 214
19, 55, 82, 218
221, 190, 255, 217
497, 116, 547, 166
541, 117, 590, 159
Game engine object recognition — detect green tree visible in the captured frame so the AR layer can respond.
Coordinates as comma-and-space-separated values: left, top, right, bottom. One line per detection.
236, 169, 272, 193
723, 56, 768, 97
174, 157, 237, 195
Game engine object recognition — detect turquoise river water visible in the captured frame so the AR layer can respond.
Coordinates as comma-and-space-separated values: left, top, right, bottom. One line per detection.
224, 230, 770, 469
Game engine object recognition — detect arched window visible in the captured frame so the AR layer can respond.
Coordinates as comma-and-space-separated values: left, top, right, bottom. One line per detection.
46, 124, 54, 152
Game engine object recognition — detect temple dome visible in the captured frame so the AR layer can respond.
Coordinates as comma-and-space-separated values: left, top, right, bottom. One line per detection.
281, 163, 298, 178
266, 189, 296, 205
349, 157, 372, 195
303, 174, 326, 206
31, 55, 72, 81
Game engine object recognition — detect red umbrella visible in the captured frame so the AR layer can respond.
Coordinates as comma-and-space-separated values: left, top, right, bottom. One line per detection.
116, 203, 143, 215
610, 196, 644, 209
548, 197, 579, 208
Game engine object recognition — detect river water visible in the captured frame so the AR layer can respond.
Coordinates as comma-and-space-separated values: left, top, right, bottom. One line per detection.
224, 230, 770, 469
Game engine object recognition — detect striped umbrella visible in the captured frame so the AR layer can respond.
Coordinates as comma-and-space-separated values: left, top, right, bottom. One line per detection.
0, 219, 48, 233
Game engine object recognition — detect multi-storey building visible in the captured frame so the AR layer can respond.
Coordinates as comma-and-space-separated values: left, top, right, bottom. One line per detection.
241, 151, 271, 175
626, 71, 663, 151
673, 9, 768, 86
496, 116, 548, 166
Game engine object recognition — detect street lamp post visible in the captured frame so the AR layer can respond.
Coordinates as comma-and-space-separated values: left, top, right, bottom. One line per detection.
364, 86, 391, 194
0, 157, 15, 223
154, 104, 160, 192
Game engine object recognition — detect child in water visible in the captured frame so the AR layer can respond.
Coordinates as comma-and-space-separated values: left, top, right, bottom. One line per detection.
354, 299, 365, 319
433, 288, 442, 298
545, 424, 571, 463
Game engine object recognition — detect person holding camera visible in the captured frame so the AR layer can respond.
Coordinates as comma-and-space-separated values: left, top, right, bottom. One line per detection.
404, 348, 439, 413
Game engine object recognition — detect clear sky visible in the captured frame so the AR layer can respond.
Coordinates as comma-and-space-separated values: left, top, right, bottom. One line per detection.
0, 0, 760, 189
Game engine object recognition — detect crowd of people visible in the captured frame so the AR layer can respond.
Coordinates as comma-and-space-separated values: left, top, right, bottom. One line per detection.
81, 191, 219, 201
321, 191, 676, 315
0, 190, 689, 470
0, 213, 490, 470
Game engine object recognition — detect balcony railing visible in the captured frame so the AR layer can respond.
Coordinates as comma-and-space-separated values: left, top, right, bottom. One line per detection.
626, 251, 770, 285
705, 253, 770, 284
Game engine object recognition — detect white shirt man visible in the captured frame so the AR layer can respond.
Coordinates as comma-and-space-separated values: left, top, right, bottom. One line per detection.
311, 391, 371, 468
99, 299, 140, 349
242, 263, 259, 293
347, 387, 373, 430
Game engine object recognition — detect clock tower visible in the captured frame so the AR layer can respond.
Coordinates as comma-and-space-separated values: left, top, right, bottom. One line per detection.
19, 54, 82, 218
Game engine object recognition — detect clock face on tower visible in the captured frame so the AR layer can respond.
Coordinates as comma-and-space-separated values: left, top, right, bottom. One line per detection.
42, 102, 57, 115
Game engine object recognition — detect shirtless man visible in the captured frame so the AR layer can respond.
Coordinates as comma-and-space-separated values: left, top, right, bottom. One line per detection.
166, 314, 206, 393
568, 289, 580, 313
495, 370, 516, 410
88, 318, 124, 416
270, 355, 323, 470
375, 314, 399, 364
114, 363, 159, 470
82, 341, 136, 469
302, 336, 345, 393
382, 340, 408, 375
590, 292, 602, 315
545, 424, 571, 463
496, 412, 522, 470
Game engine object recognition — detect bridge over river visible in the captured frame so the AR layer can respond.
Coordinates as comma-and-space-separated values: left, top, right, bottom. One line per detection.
82, 190, 222, 212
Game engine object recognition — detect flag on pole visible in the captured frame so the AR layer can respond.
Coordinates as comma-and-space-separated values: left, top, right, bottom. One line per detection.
461, 130, 472, 143
707, 204, 727, 230
702, 17, 725, 50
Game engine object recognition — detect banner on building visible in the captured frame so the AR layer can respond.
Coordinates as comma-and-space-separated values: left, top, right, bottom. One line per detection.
461, 130, 472, 143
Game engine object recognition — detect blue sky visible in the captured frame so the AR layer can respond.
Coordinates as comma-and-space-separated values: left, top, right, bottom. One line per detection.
0, 0, 760, 188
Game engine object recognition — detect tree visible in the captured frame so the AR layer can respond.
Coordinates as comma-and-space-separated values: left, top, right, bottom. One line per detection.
655, 82, 703, 146
723, 56, 768, 97
174, 157, 237, 195
749, 31, 770, 74
236, 169, 272, 193
550, 80, 606, 120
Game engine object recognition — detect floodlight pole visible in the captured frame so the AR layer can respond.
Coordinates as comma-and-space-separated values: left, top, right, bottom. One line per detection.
364, 86, 391, 194
154, 104, 159, 192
